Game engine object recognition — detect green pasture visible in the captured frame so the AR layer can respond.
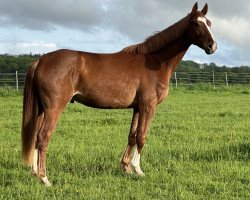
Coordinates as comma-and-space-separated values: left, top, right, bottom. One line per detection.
0, 85, 249, 199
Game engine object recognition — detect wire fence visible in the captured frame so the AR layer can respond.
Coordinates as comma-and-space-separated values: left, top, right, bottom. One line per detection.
0, 72, 26, 90
0, 71, 250, 90
171, 71, 250, 87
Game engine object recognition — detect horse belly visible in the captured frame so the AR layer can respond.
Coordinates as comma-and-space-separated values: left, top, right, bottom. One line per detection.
74, 87, 137, 109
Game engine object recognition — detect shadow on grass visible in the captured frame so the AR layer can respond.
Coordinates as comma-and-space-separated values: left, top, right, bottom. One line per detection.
0, 157, 30, 187
190, 143, 250, 162
48, 152, 126, 180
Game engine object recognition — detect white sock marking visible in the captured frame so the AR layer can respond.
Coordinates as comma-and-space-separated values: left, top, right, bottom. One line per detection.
131, 147, 140, 167
41, 176, 52, 187
131, 146, 144, 175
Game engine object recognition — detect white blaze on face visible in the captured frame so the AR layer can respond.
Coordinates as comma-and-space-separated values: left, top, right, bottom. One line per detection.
197, 16, 217, 52
197, 16, 214, 40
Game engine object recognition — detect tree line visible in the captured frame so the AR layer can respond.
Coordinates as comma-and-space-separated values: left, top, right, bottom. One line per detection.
0, 54, 40, 73
0, 54, 250, 74
177, 60, 250, 74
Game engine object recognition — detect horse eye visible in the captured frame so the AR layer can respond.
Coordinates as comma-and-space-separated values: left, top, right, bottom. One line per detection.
207, 20, 211, 27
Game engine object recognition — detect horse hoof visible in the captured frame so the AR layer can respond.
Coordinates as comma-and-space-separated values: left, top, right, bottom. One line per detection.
41, 176, 52, 187
137, 172, 145, 176
133, 166, 145, 176
32, 171, 37, 176
124, 170, 133, 175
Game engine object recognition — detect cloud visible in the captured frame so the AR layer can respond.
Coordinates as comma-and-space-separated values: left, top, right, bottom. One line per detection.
0, 0, 106, 31
103, 0, 194, 41
213, 16, 250, 48
0, 40, 58, 54
0, 0, 199, 39
0, 0, 249, 66
184, 40, 244, 67
17, 41, 55, 48
208, 0, 250, 18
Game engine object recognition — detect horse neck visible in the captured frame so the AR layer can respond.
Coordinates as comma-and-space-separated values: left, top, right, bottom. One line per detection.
153, 35, 191, 74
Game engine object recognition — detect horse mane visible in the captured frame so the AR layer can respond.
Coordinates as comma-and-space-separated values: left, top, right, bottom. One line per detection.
122, 14, 191, 54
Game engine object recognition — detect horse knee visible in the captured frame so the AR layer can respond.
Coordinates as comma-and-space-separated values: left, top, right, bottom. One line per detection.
36, 131, 51, 150
36, 113, 58, 150
128, 130, 137, 146
36, 138, 49, 150
136, 134, 146, 149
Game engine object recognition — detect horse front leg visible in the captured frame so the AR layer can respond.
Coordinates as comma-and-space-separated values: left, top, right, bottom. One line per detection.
131, 103, 156, 176
121, 108, 139, 174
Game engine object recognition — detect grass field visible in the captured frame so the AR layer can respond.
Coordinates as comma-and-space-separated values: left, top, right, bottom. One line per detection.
0, 85, 249, 200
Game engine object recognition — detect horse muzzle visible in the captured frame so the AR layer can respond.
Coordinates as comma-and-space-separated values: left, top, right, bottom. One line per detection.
205, 41, 217, 54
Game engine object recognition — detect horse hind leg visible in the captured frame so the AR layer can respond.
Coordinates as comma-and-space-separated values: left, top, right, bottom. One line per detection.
32, 112, 44, 176
32, 148, 51, 186
35, 109, 62, 186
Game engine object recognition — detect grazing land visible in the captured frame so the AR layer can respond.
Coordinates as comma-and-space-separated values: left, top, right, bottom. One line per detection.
0, 86, 249, 200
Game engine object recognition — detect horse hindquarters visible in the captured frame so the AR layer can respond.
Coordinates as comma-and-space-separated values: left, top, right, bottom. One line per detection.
23, 54, 75, 186
21, 61, 56, 186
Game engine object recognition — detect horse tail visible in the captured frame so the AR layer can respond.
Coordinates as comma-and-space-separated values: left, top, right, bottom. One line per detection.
21, 60, 40, 166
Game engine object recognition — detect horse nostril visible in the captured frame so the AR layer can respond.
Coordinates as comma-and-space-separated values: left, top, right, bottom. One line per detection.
208, 43, 212, 49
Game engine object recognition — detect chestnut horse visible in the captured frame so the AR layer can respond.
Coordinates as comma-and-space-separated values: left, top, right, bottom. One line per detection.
22, 2, 217, 186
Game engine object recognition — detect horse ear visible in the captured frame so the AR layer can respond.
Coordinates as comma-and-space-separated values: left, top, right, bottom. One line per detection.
201, 3, 208, 15
191, 2, 198, 14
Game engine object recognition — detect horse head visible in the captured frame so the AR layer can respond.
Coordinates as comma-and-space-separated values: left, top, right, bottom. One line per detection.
187, 2, 217, 54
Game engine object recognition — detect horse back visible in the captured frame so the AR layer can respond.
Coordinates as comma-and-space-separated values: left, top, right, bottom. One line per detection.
34, 49, 147, 109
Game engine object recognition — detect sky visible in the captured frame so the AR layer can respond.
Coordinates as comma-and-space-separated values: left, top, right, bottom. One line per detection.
0, 0, 249, 67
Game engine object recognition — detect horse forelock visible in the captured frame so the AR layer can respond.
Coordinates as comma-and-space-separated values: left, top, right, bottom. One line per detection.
122, 14, 191, 54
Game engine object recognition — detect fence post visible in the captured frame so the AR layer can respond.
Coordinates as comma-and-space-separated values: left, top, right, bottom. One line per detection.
16, 71, 19, 90
212, 70, 215, 89
225, 72, 228, 86
174, 72, 178, 88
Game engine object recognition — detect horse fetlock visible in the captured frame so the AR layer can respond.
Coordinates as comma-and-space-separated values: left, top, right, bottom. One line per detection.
131, 159, 144, 175
130, 146, 145, 175
121, 161, 133, 174
40, 176, 52, 187
32, 149, 38, 175
31, 167, 38, 176
133, 166, 145, 176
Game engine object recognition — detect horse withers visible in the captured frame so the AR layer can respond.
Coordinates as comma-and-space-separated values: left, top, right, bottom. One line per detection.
22, 2, 217, 186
